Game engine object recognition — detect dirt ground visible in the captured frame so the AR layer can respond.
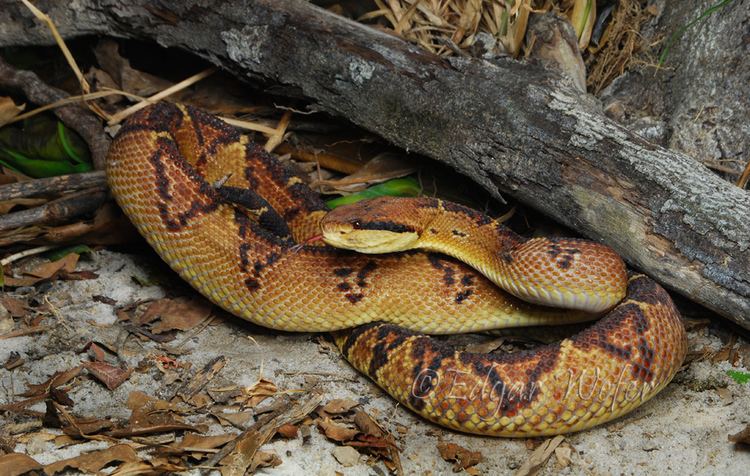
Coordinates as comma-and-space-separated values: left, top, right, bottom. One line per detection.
1, 249, 749, 475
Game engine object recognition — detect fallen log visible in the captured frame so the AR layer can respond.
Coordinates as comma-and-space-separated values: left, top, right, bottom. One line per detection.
1, 0, 748, 327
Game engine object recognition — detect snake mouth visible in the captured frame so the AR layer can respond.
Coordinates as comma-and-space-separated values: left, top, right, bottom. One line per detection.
322, 226, 420, 254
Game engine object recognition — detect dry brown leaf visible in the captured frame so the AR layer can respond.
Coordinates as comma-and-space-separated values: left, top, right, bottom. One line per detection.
110, 461, 178, 475
711, 345, 734, 363
332, 445, 360, 467
738, 343, 750, 367
83, 361, 133, 390
177, 356, 227, 401
554, 445, 573, 468
0, 453, 42, 476
126, 391, 180, 427
318, 417, 360, 442
437, 441, 483, 472
353, 410, 383, 438
276, 423, 299, 438
313, 153, 416, 193
43, 444, 138, 475
250, 450, 282, 471
0, 96, 25, 127
94, 39, 173, 96
52, 434, 78, 447
179, 432, 236, 450
20, 366, 83, 397
275, 143, 364, 175
27, 253, 79, 278
0, 171, 18, 186
44, 401, 114, 437
15, 432, 55, 445
219, 393, 323, 475
729, 424, 750, 446
3, 351, 24, 370
514, 435, 565, 476
140, 296, 213, 332
212, 410, 254, 429
237, 378, 277, 408
111, 458, 186, 475
3, 253, 80, 287
189, 392, 213, 408
0, 296, 27, 318
321, 398, 360, 415
108, 423, 203, 439
62, 417, 114, 437
84, 341, 108, 362
465, 336, 506, 354
0, 313, 12, 334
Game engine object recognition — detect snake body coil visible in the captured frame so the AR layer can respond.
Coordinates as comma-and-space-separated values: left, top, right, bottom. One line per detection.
107, 103, 687, 436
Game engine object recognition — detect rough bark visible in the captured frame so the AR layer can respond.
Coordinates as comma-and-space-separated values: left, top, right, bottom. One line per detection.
0, 0, 748, 327
599, 0, 750, 176
0, 171, 106, 201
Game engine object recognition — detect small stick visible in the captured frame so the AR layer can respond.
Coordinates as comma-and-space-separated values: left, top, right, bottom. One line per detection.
218, 116, 278, 135
20, 0, 91, 95
7, 89, 144, 127
0, 325, 52, 340
107, 67, 217, 125
737, 158, 750, 189
0, 189, 107, 232
264, 110, 293, 152
0, 245, 57, 267
0, 171, 106, 201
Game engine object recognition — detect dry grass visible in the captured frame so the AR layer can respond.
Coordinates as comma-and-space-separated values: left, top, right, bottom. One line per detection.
361, 1, 649, 94
361, 1, 591, 57
585, 0, 651, 94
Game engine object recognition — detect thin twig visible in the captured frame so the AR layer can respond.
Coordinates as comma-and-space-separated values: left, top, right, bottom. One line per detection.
7, 90, 144, 126
20, 0, 91, 94
0, 171, 106, 202
0, 245, 57, 267
264, 110, 293, 152
108, 67, 217, 125
737, 159, 750, 189
0, 325, 52, 340
0, 189, 107, 232
218, 116, 278, 135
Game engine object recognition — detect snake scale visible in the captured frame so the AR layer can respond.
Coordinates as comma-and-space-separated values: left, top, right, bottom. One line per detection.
107, 103, 687, 437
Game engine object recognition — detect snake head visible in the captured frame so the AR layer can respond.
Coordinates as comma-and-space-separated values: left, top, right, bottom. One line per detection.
320, 197, 422, 254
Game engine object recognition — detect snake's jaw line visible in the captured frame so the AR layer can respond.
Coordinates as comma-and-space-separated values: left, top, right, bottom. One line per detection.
322, 229, 420, 254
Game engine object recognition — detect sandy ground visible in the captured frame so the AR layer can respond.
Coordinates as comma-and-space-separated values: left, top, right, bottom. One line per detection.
1, 249, 748, 475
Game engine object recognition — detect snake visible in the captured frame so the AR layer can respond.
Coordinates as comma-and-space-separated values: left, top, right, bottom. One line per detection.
106, 103, 687, 437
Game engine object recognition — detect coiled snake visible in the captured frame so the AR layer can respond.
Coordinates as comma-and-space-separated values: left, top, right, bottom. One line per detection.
106, 103, 687, 437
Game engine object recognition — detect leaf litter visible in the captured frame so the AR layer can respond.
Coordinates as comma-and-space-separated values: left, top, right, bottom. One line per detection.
0, 255, 411, 473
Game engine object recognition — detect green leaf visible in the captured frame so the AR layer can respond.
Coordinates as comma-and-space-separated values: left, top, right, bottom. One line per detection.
43, 244, 93, 262
726, 370, 750, 385
326, 177, 421, 209
0, 147, 92, 177
56, 121, 89, 164
0, 113, 91, 177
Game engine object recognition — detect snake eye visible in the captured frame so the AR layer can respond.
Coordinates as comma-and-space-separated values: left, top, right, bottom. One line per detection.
351, 220, 361, 228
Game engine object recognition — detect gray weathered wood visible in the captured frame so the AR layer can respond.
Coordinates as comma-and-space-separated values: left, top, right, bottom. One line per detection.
1, 0, 748, 327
